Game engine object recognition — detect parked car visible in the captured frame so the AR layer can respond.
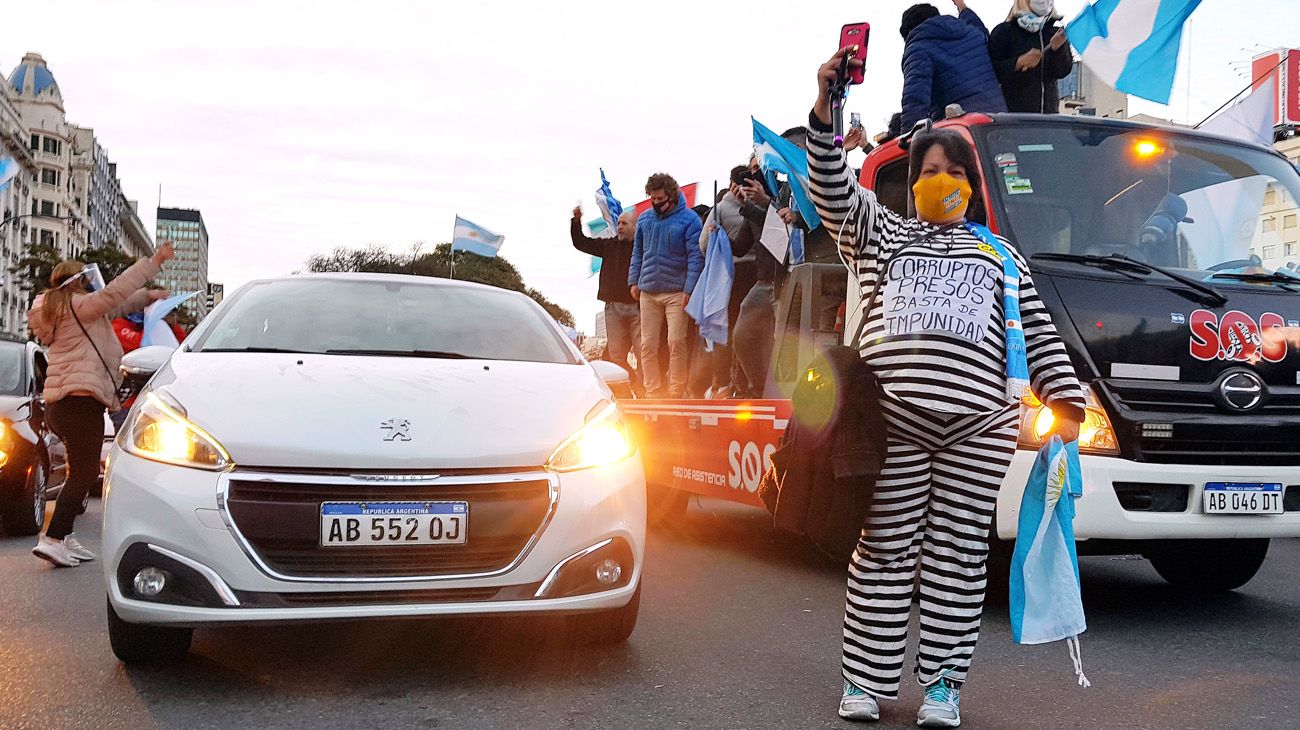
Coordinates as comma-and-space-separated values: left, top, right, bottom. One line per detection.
0, 339, 58, 536
103, 274, 644, 663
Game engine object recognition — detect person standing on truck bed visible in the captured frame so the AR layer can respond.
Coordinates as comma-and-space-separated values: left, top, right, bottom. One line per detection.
900, 0, 1007, 130
987, 0, 1074, 114
629, 173, 704, 399
572, 205, 643, 396
807, 48, 1086, 728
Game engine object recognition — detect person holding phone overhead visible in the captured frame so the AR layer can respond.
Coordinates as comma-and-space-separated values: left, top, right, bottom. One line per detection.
28, 243, 176, 568
987, 0, 1074, 113
806, 48, 1084, 727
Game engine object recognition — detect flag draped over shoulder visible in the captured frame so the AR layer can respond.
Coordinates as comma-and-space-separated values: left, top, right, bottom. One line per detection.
1066, 0, 1202, 105
452, 216, 505, 257
685, 226, 735, 350
752, 117, 821, 230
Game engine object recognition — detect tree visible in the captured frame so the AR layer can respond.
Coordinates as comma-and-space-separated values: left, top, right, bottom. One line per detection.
305, 243, 575, 327
11, 241, 141, 305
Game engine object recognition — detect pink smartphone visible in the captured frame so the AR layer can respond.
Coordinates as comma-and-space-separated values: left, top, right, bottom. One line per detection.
840, 22, 870, 85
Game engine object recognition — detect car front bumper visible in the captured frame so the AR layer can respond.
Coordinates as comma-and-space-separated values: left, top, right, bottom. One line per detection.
995, 450, 1300, 542
103, 448, 645, 627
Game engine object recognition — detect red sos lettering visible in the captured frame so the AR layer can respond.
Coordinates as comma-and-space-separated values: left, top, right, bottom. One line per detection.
1188, 310, 1287, 362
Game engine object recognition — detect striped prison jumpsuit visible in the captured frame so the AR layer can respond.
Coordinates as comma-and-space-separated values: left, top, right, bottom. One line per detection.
805, 114, 1087, 698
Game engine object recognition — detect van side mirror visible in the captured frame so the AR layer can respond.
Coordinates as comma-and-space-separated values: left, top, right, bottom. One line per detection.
120, 345, 174, 378
590, 360, 632, 397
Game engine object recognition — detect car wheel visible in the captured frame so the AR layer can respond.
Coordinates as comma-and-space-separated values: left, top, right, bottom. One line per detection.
1145, 538, 1270, 592
567, 584, 641, 644
0, 460, 48, 536
106, 598, 193, 664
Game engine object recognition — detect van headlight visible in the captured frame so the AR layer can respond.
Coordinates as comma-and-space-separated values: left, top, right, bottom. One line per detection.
546, 402, 635, 472
1017, 386, 1119, 455
120, 392, 232, 470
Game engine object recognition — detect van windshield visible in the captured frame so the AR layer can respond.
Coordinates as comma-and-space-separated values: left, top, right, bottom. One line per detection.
981, 123, 1300, 279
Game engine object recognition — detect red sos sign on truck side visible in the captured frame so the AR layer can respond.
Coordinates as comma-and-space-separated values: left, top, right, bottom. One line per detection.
625, 111, 1300, 595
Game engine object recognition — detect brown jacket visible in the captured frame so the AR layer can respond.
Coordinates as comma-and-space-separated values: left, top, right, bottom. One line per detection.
28, 258, 162, 410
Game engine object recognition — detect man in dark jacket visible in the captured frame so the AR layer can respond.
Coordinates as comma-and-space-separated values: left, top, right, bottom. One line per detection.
629, 173, 704, 398
900, 0, 1007, 130
572, 206, 642, 395
987, 0, 1073, 113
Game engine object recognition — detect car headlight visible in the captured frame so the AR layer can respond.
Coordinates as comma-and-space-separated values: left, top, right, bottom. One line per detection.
1017, 386, 1119, 455
546, 402, 635, 472
120, 391, 232, 471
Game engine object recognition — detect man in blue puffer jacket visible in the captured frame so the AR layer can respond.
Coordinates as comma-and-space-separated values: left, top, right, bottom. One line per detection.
899, 0, 1007, 131
629, 173, 704, 398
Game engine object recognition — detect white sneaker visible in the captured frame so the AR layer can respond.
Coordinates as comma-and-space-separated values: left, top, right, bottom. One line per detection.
33, 536, 81, 568
63, 534, 96, 562
839, 681, 881, 722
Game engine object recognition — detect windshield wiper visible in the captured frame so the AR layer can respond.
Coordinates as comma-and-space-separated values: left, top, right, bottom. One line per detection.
200, 347, 312, 354
1031, 253, 1229, 306
1205, 271, 1300, 290
325, 349, 476, 359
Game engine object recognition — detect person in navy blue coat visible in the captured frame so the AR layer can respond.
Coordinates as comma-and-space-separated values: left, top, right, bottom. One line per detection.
899, 0, 1007, 130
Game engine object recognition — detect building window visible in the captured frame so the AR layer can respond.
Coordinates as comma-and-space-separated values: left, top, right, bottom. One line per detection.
39, 201, 56, 217
1264, 188, 1277, 206
41, 137, 61, 155
40, 169, 59, 186
1263, 218, 1276, 232
1287, 243, 1297, 256
30, 134, 39, 151
38, 229, 54, 247
1286, 214, 1297, 229
1262, 244, 1278, 260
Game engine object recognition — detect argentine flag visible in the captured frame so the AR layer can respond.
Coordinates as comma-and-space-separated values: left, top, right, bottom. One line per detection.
451, 216, 506, 257
0, 155, 20, 193
753, 118, 821, 231
1066, 0, 1202, 105
595, 169, 624, 236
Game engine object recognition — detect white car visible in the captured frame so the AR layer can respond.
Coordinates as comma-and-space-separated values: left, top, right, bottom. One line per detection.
102, 274, 645, 663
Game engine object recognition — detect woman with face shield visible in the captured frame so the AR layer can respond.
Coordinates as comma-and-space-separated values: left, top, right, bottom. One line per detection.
27, 243, 175, 568
988, 0, 1074, 113
806, 49, 1086, 727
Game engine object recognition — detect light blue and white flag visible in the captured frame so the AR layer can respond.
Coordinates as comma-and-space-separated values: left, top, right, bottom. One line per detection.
1066, 0, 1203, 105
595, 169, 624, 236
685, 225, 735, 350
142, 291, 201, 348
752, 118, 822, 230
0, 155, 20, 193
451, 216, 506, 257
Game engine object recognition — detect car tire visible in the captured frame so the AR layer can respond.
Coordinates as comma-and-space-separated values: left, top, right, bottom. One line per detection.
107, 598, 193, 664
1, 458, 48, 536
1145, 538, 1270, 592
567, 584, 641, 644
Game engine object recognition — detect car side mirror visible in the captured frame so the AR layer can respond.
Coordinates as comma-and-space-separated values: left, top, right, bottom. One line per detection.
120, 345, 174, 378
590, 360, 631, 390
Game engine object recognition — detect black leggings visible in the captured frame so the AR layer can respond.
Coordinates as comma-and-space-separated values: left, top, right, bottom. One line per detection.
46, 396, 107, 539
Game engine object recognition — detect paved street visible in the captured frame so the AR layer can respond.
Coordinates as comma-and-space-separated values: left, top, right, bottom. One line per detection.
2, 497, 1297, 730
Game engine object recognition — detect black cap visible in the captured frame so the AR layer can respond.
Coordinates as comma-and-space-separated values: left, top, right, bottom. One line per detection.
900, 4, 940, 39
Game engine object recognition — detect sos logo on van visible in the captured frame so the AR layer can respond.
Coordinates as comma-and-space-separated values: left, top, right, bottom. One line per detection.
1188, 309, 1289, 362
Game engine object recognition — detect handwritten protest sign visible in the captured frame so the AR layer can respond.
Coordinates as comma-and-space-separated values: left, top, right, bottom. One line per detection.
880, 255, 999, 344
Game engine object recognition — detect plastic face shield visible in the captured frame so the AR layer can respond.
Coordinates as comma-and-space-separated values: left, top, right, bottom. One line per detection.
58, 264, 106, 292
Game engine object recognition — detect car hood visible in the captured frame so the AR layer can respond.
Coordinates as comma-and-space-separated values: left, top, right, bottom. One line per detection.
155, 353, 607, 470
0, 394, 29, 419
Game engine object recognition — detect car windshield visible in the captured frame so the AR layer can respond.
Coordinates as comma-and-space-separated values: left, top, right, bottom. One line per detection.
0, 346, 23, 396
192, 278, 578, 364
982, 122, 1300, 280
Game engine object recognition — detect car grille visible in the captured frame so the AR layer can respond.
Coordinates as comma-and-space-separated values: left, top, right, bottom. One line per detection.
224, 475, 555, 579
1098, 379, 1300, 466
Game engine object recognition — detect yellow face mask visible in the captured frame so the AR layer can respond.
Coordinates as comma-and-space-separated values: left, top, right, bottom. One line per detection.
912, 173, 973, 223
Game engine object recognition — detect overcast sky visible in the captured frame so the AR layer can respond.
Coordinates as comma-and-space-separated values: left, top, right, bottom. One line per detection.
8, 0, 1295, 330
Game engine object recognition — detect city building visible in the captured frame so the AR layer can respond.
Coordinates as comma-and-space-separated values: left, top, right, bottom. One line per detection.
1058, 61, 1129, 119
118, 197, 153, 260
156, 207, 210, 319
6, 53, 88, 261
1253, 134, 1300, 271
207, 282, 224, 312
0, 85, 35, 337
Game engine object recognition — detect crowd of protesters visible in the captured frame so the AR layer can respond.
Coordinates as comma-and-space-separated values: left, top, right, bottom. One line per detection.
571, 0, 1072, 402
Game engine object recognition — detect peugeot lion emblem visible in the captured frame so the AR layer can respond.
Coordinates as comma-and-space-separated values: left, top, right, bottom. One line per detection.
380, 419, 412, 442
1216, 370, 1264, 412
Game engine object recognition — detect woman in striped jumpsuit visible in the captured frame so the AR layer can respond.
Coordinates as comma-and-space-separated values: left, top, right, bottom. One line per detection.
807, 49, 1086, 727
